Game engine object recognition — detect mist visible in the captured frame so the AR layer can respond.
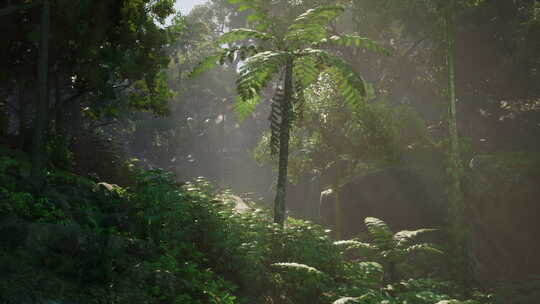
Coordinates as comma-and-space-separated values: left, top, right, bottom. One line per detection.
124, 0, 540, 283
2, 0, 540, 302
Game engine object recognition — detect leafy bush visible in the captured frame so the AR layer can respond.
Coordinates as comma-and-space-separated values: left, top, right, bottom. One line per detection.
0, 150, 496, 304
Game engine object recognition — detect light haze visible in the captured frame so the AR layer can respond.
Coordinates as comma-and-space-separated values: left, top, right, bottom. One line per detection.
175, 0, 208, 14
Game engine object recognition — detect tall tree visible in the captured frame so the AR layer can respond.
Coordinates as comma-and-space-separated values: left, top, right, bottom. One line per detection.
31, 0, 50, 186
193, 0, 381, 226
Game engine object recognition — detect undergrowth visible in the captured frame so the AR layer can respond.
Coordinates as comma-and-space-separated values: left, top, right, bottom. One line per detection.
0, 146, 532, 304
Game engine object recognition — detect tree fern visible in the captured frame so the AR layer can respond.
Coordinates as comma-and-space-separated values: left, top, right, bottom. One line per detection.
336, 217, 441, 282
191, 2, 381, 226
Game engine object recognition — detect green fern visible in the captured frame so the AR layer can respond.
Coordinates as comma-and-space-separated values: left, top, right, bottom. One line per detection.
335, 217, 441, 282
191, 3, 382, 226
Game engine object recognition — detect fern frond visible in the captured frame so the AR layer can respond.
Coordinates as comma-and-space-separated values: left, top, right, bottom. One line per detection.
333, 297, 360, 304
271, 262, 323, 275
190, 45, 262, 77
233, 51, 288, 121
364, 217, 395, 250
234, 94, 260, 122
405, 243, 443, 255
285, 5, 345, 44
301, 49, 367, 108
229, 0, 272, 32
316, 35, 389, 55
293, 55, 319, 88
333, 291, 381, 304
217, 28, 273, 45
394, 228, 436, 246
236, 51, 288, 99
292, 79, 306, 122
334, 239, 377, 251
190, 53, 223, 77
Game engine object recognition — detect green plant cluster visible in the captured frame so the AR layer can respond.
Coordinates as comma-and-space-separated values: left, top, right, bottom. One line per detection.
0, 146, 505, 304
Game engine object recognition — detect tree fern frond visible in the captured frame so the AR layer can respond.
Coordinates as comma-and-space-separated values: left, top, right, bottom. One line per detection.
302, 49, 367, 108
289, 6, 345, 31
217, 28, 273, 45
191, 45, 263, 77
236, 51, 288, 101
229, 0, 272, 32
234, 51, 287, 122
234, 94, 260, 122
292, 79, 306, 122
190, 53, 223, 77
285, 5, 345, 44
293, 55, 319, 88
316, 35, 389, 55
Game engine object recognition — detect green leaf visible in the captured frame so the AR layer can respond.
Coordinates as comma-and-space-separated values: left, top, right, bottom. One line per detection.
235, 51, 288, 102
333, 297, 360, 304
217, 28, 273, 45
317, 35, 390, 55
190, 53, 222, 77
334, 239, 377, 251
302, 49, 368, 109
285, 5, 345, 44
394, 228, 436, 246
234, 95, 260, 122
405, 243, 443, 255
364, 217, 395, 250
271, 262, 323, 275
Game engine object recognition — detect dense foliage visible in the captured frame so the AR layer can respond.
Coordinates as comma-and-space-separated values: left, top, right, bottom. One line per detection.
1, 0, 540, 303
0, 148, 500, 304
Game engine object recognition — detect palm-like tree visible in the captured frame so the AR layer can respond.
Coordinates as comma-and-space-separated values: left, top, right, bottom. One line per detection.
192, 0, 384, 226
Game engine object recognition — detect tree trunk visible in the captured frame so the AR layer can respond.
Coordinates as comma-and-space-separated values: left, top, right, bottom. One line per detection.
55, 75, 65, 137
30, 0, 50, 187
17, 81, 27, 148
445, 6, 472, 286
333, 187, 342, 239
273, 58, 294, 226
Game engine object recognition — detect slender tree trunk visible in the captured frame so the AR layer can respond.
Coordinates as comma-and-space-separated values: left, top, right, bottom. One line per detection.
445, 7, 472, 286
332, 187, 342, 239
17, 81, 27, 148
274, 58, 294, 226
55, 75, 65, 137
31, 0, 50, 187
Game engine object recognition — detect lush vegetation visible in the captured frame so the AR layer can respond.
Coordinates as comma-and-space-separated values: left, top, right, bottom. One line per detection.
2, 0, 540, 303
0, 151, 491, 303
